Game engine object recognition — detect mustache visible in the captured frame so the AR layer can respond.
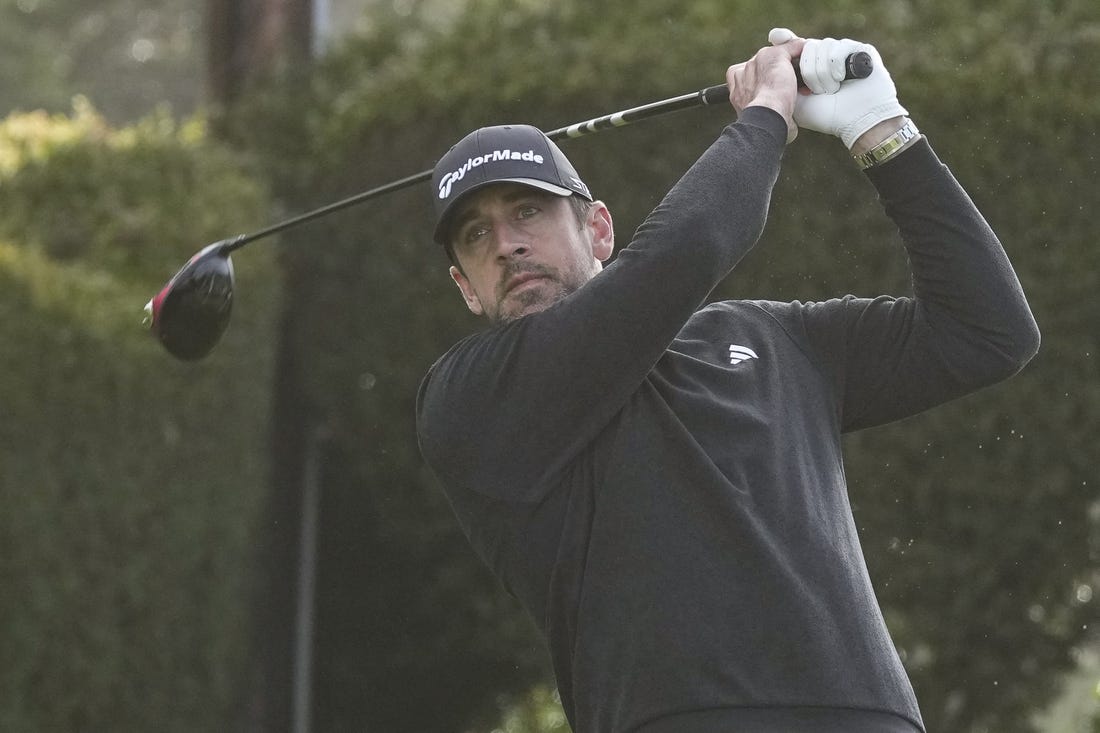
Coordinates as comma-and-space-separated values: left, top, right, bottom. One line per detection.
496, 261, 557, 295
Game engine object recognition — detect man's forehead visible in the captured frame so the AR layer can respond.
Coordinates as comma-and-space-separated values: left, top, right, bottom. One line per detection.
453, 182, 558, 219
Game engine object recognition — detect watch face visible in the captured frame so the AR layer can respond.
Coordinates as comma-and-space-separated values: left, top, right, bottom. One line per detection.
856, 121, 919, 169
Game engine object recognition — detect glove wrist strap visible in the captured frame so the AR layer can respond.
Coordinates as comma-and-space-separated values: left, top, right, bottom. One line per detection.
853, 119, 920, 170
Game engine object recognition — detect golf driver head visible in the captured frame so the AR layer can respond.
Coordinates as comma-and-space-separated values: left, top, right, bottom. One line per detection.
145, 241, 235, 361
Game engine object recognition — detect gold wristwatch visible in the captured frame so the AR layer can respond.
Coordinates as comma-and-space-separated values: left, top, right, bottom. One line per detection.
853, 119, 920, 170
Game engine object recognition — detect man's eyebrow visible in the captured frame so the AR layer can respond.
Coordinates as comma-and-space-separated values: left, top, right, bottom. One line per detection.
450, 188, 552, 237
449, 206, 479, 240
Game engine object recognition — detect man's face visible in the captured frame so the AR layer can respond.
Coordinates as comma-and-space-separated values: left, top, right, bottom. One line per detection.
446, 183, 614, 324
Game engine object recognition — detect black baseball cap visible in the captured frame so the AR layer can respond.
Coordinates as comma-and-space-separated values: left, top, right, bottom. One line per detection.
431, 124, 593, 245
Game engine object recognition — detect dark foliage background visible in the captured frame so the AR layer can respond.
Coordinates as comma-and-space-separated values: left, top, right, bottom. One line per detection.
0, 0, 1096, 731
227, 1, 1099, 731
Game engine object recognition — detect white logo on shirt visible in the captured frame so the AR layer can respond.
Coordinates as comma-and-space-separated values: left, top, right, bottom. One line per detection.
728, 344, 759, 365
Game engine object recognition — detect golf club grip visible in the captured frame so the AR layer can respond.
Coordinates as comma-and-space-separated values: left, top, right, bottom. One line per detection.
801, 50, 874, 86
700, 50, 874, 105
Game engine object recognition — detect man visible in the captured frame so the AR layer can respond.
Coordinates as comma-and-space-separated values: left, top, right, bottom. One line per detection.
416, 28, 1039, 733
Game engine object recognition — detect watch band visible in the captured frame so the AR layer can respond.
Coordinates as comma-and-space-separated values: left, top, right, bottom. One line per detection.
853, 119, 921, 170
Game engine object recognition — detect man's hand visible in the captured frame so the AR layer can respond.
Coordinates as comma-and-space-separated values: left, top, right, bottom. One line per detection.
769, 28, 909, 151
726, 37, 806, 144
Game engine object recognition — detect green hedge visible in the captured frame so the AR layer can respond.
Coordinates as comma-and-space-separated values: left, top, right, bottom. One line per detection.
0, 102, 279, 732
0, 97, 271, 277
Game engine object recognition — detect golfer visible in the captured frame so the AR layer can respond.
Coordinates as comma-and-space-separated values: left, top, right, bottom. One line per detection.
416, 29, 1039, 733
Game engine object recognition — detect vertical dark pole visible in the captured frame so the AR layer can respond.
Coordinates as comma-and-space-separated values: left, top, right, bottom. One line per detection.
209, 2, 320, 729
292, 426, 323, 733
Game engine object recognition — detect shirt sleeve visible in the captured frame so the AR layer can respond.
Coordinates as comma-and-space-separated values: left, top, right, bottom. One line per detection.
788, 138, 1041, 432
417, 107, 789, 501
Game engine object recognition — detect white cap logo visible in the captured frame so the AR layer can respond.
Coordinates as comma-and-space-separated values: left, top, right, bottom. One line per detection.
437, 149, 545, 199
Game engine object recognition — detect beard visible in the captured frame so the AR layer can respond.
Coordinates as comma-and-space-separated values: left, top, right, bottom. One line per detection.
490, 260, 582, 325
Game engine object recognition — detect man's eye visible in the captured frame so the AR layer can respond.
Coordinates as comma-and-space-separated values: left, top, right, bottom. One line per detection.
464, 225, 489, 243
517, 205, 539, 219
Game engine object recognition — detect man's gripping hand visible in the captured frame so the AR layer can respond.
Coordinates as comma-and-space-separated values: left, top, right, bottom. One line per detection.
726, 36, 806, 144
769, 28, 908, 150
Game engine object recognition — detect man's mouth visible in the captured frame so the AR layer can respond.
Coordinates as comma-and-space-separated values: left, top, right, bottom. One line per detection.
503, 272, 549, 295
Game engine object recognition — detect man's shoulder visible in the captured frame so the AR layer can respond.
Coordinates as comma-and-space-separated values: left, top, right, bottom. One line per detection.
673, 300, 809, 357
687, 298, 849, 354
693, 298, 809, 323
697, 296, 860, 322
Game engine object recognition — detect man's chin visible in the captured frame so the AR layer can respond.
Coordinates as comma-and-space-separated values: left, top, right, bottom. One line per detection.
492, 282, 564, 324
493, 301, 551, 325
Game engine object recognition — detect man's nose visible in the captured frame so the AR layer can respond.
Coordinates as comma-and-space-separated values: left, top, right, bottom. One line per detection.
492, 221, 530, 259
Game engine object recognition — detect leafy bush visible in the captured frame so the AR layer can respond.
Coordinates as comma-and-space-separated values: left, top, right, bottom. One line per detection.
0, 97, 267, 278
0, 102, 279, 732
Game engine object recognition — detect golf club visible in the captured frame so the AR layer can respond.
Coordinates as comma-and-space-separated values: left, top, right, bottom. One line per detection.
145, 51, 872, 361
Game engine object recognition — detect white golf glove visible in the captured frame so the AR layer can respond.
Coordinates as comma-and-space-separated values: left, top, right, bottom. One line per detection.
769, 28, 908, 149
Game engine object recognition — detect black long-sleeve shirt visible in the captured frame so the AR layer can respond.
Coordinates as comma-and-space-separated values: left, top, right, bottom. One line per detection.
416, 106, 1039, 732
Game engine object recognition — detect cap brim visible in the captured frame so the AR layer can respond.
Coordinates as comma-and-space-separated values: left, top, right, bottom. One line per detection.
433, 178, 575, 245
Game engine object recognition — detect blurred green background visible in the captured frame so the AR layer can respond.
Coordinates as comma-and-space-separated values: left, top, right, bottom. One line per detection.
0, 1, 1097, 731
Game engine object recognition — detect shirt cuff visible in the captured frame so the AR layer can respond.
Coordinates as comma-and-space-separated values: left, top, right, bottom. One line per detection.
737, 105, 790, 148
863, 137, 943, 193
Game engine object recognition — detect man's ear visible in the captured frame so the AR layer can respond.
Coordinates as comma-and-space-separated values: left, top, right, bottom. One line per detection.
449, 265, 484, 316
587, 201, 614, 263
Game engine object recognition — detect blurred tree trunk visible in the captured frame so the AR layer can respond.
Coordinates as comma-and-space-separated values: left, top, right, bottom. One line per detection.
206, 3, 316, 732
206, 0, 313, 111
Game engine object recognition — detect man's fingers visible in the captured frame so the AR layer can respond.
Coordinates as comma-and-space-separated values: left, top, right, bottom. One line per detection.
768, 27, 798, 45
726, 45, 801, 143
763, 32, 806, 63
